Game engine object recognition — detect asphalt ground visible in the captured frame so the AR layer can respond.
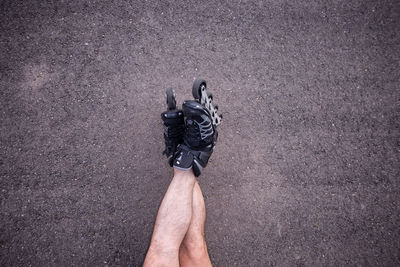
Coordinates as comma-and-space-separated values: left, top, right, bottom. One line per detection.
1, 0, 399, 266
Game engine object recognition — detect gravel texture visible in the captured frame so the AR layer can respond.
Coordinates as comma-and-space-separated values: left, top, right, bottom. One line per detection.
1, 0, 399, 266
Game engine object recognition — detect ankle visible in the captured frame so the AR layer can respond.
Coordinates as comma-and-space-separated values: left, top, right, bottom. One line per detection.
173, 168, 195, 178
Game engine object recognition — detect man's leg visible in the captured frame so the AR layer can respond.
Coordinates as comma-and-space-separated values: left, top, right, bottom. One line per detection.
144, 169, 196, 267
179, 182, 212, 267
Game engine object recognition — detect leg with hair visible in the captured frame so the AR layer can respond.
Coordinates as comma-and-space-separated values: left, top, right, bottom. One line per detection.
144, 169, 196, 267
150, 79, 220, 266
179, 182, 212, 267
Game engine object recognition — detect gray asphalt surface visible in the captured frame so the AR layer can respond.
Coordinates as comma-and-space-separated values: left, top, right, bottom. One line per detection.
1, 0, 399, 266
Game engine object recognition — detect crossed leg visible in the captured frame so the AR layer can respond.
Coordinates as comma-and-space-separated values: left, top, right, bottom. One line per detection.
143, 169, 211, 267
179, 181, 212, 267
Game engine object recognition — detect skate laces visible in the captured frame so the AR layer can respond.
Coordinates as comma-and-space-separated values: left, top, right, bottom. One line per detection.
167, 124, 184, 138
163, 124, 183, 156
184, 120, 203, 148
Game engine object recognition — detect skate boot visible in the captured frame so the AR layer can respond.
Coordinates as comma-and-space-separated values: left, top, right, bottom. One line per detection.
161, 88, 184, 166
173, 78, 222, 176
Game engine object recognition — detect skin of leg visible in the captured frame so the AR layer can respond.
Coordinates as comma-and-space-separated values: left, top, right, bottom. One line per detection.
144, 169, 196, 267
179, 182, 212, 267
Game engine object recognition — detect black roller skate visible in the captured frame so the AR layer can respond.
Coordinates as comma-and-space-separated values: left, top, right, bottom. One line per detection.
161, 88, 184, 166
173, 78, 222, 176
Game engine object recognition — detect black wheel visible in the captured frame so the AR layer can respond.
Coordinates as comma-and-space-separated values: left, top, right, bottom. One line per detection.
166, 87, 176, 110
207, 92, 213, 101
192, 78, 207, 100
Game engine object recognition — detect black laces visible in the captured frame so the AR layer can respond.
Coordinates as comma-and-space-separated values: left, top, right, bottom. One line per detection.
167, 124, 184, 138
185, 122, 200, 140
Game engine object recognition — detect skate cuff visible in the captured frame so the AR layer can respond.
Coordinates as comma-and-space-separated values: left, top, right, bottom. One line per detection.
173, 147, 193, 170
173, 165, 193, 171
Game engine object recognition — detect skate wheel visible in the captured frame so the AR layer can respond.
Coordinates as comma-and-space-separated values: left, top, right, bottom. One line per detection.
192, 78, 207, 100
166, 87, 176, 110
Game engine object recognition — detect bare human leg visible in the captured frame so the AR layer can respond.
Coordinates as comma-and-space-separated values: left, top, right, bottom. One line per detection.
179, 182, 212, 267
143, 169, 196, 267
